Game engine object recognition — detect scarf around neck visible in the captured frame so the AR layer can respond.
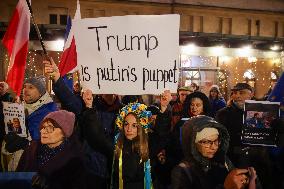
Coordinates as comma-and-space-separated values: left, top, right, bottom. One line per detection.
24, 92, 53, 115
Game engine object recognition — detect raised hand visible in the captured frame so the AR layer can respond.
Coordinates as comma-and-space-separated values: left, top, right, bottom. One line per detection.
43, 57, 60, 82
160, 90, 172, 113
82, 89, 93, 108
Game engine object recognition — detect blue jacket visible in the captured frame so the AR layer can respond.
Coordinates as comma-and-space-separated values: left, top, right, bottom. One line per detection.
27, 102, 58, 140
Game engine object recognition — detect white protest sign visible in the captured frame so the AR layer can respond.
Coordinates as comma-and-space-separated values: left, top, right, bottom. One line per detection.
2, 102, 27, 137
73, 14, 180, 95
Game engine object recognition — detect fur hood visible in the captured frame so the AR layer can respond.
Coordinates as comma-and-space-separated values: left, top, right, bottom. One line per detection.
181, 115, 231, 170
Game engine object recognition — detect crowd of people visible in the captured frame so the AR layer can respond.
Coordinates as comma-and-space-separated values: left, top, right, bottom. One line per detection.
0, 58, 283, 189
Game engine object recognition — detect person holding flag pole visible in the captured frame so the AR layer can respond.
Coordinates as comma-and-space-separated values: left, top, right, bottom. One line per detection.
1, 0, 82, 172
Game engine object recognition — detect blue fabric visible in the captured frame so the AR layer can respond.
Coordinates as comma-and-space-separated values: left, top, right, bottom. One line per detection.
144, 159, 152, 189
210, 98, 226, 117
0, 172, 36, 189
64, 16, 72, 42
52, 77, 82, 116
268, 73, 284, 118
27, 102, 58, 140
62, 74, 73, 92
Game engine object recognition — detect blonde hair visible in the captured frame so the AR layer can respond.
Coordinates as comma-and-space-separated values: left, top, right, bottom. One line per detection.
115, 113, 149, 162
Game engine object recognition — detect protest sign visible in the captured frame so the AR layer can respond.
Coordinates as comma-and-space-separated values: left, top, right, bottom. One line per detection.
242, 100, 280, 146
2, 102, 26, 137
73, 14, 180, 95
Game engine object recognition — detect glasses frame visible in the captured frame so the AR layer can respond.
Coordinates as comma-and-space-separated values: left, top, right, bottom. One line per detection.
40, 125, 55, 134
198, 138, 220, 148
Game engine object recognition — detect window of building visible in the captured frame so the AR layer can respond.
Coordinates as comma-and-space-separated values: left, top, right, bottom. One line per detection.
60, 15, 67, 25
50, 14, 57, 24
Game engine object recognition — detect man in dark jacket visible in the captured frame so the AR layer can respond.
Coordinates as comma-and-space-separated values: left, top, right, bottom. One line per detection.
216, 83, 272, 188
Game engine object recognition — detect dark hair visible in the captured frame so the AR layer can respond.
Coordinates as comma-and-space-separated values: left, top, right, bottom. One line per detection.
182, 91, 211, 117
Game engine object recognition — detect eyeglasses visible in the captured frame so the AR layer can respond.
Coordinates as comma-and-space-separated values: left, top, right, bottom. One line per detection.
198, 138, 220, 148
40, 125, 55, 133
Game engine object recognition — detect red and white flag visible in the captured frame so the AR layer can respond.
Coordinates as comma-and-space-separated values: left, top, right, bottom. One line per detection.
58, 0, 81, 76
2, 0, 30, 96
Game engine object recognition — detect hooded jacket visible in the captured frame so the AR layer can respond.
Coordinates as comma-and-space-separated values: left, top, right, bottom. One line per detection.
171, 115, 234, 189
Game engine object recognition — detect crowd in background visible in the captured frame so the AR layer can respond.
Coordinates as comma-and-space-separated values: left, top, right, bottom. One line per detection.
0, 58, 283, 189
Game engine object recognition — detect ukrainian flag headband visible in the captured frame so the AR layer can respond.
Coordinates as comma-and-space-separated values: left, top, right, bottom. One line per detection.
116, 102, 152, 132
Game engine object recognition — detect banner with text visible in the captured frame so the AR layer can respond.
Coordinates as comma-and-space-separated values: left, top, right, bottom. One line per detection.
2, 102, 27, 137
241, 100, 280, 146
73, 14, 180, 95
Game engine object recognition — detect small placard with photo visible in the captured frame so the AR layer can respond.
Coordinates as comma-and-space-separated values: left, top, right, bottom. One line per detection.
2, 102, 27, 137
242, 100, 280, 146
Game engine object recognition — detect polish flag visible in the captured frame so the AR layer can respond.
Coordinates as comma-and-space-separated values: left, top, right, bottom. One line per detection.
2, 0, 30, 96
58, 0, 81, 76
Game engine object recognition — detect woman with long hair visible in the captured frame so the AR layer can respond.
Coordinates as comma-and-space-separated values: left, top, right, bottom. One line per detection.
112, 102, 153, 189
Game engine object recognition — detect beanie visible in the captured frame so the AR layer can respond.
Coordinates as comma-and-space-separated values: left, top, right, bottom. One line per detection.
195, 127, 219, 143
41, 110, 75, 137
210, 85, 220, 93
25, 75, 46, 96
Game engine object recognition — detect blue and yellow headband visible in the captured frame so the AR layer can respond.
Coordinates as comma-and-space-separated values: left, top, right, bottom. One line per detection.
116, 102, 152, 132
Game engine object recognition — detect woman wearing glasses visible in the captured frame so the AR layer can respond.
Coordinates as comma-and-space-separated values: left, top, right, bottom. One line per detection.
171, 115, 259, 189
17, 110, 92, 189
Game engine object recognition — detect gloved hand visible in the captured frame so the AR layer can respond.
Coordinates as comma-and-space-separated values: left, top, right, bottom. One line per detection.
4, 132, 29, 153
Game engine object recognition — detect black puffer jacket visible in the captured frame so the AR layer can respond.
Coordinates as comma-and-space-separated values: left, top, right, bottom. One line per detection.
171, 115, 234, 189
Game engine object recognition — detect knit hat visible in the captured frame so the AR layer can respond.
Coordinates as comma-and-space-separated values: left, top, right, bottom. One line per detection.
195, 127, 219, 143
210, 85, 220, 93
25, 75, 46, 96
41, 110, 75, 137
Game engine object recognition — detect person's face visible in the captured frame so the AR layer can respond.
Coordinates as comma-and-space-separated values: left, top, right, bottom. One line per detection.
196, 134, 219, 159
210, 90, 218, 99
73, 83, 80, 93
190, 98, 204, 116
40, 121, 64, 148
12, 119, 20, 128
233, 89, 253, 109
178, 90, 190, 103
23, 83, 41, 103
124, 114, 138, 140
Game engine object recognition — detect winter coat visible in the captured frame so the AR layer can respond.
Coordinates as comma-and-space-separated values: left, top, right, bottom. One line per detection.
171, 116, 234, 189
209, 97, 226, 118
79, 108, 114, 180
17, 135, 93, 189
112, 139, 145, 189
27, 102, 58, 140
52, 77, 83, 116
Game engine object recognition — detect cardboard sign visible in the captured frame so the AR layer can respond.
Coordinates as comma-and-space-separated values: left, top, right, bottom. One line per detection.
242, 100, 280, 146
73, 14, 180, 95
2, 102, 27, 137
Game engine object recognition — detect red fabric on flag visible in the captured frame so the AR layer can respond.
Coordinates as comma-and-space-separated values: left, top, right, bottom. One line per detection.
58, 0, 81, 76
58, 37, 77, 76
2, 0, 30, 96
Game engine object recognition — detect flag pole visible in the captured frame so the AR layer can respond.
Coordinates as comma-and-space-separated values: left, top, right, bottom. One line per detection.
25, 0, 48, 58
25, 0, 53, 94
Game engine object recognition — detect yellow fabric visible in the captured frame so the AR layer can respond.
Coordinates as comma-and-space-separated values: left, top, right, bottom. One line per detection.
119, 149, 123, 189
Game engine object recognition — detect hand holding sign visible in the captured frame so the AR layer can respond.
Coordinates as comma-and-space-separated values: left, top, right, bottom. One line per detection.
160, 90, 172, 113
